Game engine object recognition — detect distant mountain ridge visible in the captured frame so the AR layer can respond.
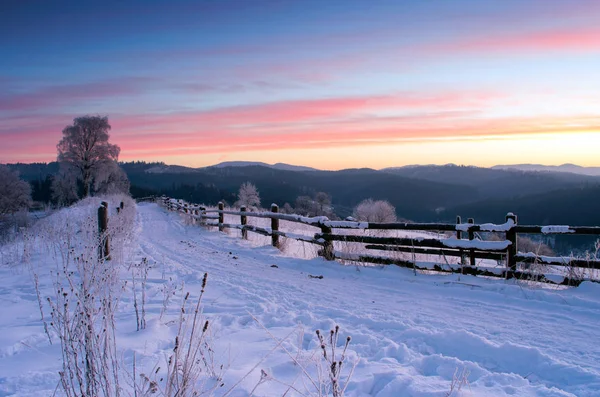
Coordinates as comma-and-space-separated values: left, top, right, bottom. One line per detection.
144, 161, 317, 173
6, 161, 600, 233
491, 163, 600, 177
210, 161, 317, 172
130, 161, 600, 176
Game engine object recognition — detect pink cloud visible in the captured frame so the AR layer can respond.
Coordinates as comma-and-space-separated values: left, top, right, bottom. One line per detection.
111, 91, 500, 133
113, 113, 600, 159
432, 27, 600, 55
4, 89, 599, 164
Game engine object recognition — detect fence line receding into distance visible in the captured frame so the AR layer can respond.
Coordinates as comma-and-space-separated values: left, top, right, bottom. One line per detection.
155, 197, 600, 287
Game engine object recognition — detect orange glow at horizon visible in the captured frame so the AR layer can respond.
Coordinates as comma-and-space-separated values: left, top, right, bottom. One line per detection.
116, 131, 600, 170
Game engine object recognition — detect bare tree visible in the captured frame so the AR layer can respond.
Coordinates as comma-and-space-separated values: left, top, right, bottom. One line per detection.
57, 115, 120, 197
0, 165, 32, 215
235, 182, 261, 209
352, 198, 397, 223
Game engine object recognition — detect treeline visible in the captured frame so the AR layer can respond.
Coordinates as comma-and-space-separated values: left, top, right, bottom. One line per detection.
9, 161, 600, 228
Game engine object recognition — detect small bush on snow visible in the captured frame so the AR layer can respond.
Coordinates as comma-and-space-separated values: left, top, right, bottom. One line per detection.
352, 199, 397, 223
234, 182, 261, 210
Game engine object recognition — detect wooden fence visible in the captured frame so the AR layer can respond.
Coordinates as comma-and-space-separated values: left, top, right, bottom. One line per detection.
159, 197, 600, 286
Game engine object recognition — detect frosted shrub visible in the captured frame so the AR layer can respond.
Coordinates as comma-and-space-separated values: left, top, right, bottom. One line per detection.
515, 236, 555, 278
517, 235, 554, 256
0, 211, 35, 267
0, 165, 32, 215
294, 192, 335, 218
32, 194, 137, 397
235, 182, 261, 210
46, 251, 122, 397
352, 199, 397, 223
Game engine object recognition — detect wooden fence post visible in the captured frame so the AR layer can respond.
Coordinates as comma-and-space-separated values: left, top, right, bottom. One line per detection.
506, 212, 518, 274
218, 202, 224, 232
456, 216, 466, 266
467, 218, 475, 267
271, 204, 279, 247
241, 206, 248, 239
199, 207, 206, 226
320, 224, 335, 260
98, 201, 110, 260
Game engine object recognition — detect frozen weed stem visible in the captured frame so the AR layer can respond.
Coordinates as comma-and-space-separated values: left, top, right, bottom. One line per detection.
47, 251, 122, 397
162, 272, 225, 396
315, 326, 353, 397
36, 195, 136, 397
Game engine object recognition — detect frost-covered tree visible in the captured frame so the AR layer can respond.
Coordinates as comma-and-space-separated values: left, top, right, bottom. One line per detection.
51, 165, 79, 206
295, 195, 314, 216
57, 115, 120, 197
0, 165, 32, 215
352, 199, 397, 223
314, 192, 333, 216
93, 161, 130, 195
235, 182, 261, 209
281, 202, 294, 214
294, 192, 335, 217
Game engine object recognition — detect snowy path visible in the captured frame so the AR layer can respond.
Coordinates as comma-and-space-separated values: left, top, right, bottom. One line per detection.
1, 202, 599, 396
134, 204, 600, 396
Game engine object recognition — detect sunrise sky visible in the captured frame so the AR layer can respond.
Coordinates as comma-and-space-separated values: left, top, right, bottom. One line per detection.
2, 0, 600, 169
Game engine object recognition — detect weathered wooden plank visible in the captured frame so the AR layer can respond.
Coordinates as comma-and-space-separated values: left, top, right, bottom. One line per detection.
193, 214, 219, 220
315, 234, 511, 252
242, 225, 271, 237
220, 222, 325, 244
515, 253, 600, 270
364, 244, 505, 261
333, 251, 586, 286
272, 231, 325, 246
515, 225, 600, 235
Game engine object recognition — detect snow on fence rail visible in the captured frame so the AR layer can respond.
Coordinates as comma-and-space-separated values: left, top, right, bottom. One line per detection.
158, 197, 600, 286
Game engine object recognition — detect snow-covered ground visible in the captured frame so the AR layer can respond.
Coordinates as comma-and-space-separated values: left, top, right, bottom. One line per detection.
1, 202, 600, 396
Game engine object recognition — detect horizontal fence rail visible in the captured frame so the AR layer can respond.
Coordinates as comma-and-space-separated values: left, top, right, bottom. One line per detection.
159, 197, 600, 286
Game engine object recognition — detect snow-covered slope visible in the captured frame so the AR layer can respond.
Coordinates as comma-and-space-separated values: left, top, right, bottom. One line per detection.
1, 203, 599, 396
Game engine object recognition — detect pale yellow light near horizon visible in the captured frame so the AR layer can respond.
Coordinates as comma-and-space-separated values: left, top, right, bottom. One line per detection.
137, 131, 600, 170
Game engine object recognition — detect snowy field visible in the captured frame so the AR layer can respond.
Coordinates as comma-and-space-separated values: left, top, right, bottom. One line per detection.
1, 201, 599, 396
